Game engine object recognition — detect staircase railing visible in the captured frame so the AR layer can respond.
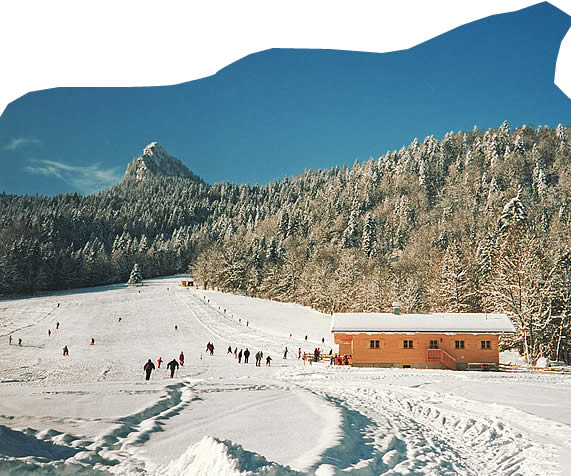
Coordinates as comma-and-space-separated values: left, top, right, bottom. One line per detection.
426, 348, 457, 370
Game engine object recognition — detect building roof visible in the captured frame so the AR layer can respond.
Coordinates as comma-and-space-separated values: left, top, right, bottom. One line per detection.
330, 312, 516, 334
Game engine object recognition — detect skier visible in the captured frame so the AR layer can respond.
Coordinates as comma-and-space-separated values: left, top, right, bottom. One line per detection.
57, 302, 60, 308
18, 338, 22, 346
117, 317, 121, 323
238, 349, 243, 363
322, 337, 325, 344
314, 348, 319, 362
143, 359, 155, 381
48, 329, 51, 337
234, 347, 237, 358
167, 358, 179, 378
305, 335, 307, 341
179, 351, 185, 366
330, 354, 334, 365
298, 348, 301, 359
266, 355, 272, 366
210, 343, 215, 355
246, 320, 249, 327
255, 351, 260, 366
63, 345, 69, 356
227, 345, 232, 354
283, 347, 288, 359
157, 357, 163, 368
9, 335, 12, 345
90, 337, 95, 345
244, 348, 250, 364
174, 325, 178, 330
56, 321, 60, 329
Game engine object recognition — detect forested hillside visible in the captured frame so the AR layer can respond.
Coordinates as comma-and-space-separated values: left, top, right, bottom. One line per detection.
1, 122, 569, 363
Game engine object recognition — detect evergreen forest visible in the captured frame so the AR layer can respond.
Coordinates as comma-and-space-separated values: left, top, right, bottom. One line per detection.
1, 121, 570, 363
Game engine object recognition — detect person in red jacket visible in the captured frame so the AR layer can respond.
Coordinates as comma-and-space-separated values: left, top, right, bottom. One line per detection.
179, 351, 185, 366
157, 357, 163, 368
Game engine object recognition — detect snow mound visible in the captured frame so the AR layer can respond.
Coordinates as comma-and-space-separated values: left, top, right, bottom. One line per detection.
153, 436, 301, 475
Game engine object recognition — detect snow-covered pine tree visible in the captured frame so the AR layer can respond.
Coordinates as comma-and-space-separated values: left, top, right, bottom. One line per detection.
128, 263, 143, 286
342, 210, 360, 249
362, 214, 377, 257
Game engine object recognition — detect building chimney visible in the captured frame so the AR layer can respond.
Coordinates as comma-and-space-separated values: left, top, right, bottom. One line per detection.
392, 302, 401, 315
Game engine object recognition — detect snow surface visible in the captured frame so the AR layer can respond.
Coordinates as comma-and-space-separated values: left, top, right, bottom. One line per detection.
331, 312, 516, 334
1, 277, 570, 475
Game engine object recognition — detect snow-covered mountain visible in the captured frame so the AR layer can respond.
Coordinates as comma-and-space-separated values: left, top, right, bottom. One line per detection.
123, 142, 202, 182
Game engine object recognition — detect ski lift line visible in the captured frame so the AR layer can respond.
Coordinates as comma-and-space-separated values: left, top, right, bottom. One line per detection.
0, 304, 59, 338
189, 289, 314, 345
178, 293, 291, 358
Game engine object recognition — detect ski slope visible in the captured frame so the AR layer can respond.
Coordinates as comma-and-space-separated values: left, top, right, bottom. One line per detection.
0, 276, 570, 475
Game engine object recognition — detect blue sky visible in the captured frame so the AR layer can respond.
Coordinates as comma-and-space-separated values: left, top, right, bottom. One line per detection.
0, 2, 569, 196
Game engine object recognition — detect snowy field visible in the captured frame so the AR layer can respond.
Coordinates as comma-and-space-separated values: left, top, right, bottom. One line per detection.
1, 277, 570, 475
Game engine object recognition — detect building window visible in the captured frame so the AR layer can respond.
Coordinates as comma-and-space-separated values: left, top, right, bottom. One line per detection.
455, 340, 465, 349
403, 340, 413, 349
481, 340, 491, 349
429, 340, 438, 349
370, 340, 380, 349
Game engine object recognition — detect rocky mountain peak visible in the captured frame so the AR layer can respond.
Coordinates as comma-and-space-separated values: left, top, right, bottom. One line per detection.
124, 142, 202, 182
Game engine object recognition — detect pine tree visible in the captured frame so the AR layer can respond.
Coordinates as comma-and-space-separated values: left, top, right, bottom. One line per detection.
128, 263, 143, 286
362, 214, 377, 257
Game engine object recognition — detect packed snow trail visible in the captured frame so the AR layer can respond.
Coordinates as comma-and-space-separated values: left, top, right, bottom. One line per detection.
0, 277, 570, 475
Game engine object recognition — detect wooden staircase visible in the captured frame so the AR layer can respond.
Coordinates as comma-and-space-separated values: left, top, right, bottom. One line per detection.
426, 349, 457, 370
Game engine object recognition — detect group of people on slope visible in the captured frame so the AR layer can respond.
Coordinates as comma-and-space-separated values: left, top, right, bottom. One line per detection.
144, 356, 180, 380
227, 345, 272, 366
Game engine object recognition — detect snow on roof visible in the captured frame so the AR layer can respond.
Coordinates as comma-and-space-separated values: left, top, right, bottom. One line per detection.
330, 312, 515, 334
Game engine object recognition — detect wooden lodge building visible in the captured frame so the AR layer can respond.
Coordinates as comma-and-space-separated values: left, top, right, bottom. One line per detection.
331, 304, 515, 370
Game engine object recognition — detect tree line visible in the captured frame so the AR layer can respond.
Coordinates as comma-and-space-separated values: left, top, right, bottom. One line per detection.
0, 121, 569, 363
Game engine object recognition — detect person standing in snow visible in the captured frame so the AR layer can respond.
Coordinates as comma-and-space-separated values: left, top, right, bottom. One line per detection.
244, 348, 250, 364
167, 358, 179, 378
255, 351, 260, 366
179, 351, 185, 366
266, 355, 272, 366
238, 349, 243, 363
210, 343, 215, 355
283, 347, 288, 359
63, 345, 68, 356
143, 359, 155, 380
314, 348, 319, 362
157, 357, 163, 368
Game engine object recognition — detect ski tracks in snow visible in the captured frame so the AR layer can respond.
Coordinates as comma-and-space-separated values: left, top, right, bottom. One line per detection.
282, 368, 562, 475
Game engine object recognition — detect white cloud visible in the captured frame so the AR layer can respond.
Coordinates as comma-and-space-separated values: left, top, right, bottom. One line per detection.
25, 159, 122, 194
4, 137, 42, 151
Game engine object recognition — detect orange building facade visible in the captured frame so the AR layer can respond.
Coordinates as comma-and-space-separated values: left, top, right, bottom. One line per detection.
331, 311, 515, 370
